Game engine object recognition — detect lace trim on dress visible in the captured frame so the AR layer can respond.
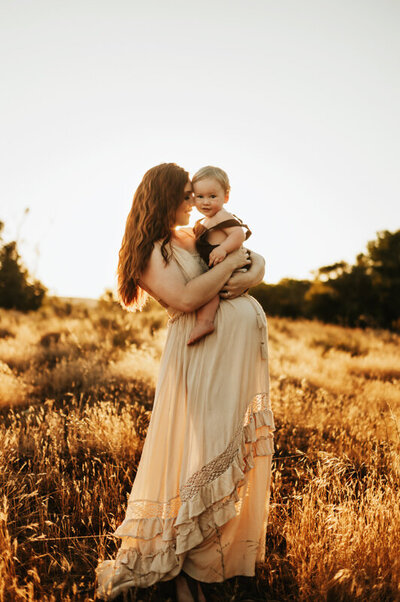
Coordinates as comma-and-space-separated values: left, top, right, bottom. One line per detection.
111, 407, 274, 546
180, 425, 243, 502
124, 497, 181, 520
124, 394, 273, 520
180, 393, 271, 502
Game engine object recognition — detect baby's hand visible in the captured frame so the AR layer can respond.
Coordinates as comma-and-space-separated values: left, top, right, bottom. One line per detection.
209, 246, 227, 266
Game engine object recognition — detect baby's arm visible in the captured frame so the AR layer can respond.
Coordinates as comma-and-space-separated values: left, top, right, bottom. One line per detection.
209, 225, 246, 266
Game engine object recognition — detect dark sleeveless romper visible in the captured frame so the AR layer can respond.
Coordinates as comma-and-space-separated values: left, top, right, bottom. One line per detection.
193, 215, 252, 269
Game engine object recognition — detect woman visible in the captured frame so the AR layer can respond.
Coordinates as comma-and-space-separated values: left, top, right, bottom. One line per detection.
97, 163, 274, 601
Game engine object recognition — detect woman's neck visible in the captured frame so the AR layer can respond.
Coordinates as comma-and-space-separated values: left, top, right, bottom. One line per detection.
171, 227, 196, 250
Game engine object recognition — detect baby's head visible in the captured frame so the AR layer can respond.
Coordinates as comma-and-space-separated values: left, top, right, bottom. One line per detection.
192, 166, 230, 218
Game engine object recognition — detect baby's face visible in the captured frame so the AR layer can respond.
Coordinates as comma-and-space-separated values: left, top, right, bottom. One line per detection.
193, 178, 228, 218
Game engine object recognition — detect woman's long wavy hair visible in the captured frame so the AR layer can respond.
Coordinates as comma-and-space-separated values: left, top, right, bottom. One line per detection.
118, 163, 189, 311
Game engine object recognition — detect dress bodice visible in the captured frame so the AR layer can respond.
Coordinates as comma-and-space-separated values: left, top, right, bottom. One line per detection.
165, 242, 208, 320
169, 242, 207, 281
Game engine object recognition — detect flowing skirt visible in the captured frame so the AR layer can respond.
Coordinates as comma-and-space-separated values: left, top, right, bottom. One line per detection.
97, 295, 274, 599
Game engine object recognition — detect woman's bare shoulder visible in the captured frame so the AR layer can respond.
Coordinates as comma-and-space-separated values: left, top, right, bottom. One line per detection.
139, 243, 176, 298
138, 238, 192, 311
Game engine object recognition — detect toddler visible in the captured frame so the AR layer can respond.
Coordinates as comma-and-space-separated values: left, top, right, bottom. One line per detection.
187, 166, 251, 345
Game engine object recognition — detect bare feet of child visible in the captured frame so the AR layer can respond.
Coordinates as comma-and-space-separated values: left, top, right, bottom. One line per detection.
187, 320, 215, 345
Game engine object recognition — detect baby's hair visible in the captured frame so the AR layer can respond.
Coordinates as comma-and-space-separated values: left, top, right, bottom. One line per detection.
192, 166, 231, 194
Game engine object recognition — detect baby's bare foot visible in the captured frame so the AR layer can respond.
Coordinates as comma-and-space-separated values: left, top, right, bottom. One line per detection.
187, 320, 215, 345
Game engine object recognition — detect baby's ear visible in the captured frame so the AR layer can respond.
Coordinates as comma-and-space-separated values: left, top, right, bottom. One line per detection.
224, 192, 230, 203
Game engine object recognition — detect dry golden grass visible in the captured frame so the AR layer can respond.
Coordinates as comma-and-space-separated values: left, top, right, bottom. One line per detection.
0, 302, 399, 601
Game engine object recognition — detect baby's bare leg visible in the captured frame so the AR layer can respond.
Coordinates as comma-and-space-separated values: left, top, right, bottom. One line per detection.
187, 295, 220, 345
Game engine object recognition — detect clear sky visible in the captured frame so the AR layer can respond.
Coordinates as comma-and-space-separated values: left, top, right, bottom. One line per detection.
1, 0, 399, 298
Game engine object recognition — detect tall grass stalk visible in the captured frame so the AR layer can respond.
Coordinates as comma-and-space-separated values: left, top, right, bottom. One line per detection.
0, 302, 399, 600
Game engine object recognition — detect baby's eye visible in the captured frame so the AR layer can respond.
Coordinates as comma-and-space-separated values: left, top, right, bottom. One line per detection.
211, 195, 216, 199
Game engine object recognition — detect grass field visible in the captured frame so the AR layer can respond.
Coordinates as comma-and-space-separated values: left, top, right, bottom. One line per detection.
0, 297, 399, 601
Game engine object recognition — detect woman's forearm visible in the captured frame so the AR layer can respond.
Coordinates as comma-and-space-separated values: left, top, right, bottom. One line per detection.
246, 251, 265, 286
179, 259, 236, 312
181, 252, 263, 311
219, 251, 265, 299
141, 247, 249, 312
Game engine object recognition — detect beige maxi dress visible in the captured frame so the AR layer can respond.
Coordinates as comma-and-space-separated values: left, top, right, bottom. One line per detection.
96, 243, 275, 600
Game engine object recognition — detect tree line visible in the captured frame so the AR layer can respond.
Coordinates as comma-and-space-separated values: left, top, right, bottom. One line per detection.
1, 220, 399, 330
250, 229, 400, 331
0, 221, 46, 311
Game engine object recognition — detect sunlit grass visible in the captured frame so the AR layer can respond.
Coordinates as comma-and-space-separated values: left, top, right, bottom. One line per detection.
0, 302, 399, 600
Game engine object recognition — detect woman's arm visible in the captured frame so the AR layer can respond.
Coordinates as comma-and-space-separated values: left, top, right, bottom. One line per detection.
140, 245, 250, 312
220, 250, 265, 299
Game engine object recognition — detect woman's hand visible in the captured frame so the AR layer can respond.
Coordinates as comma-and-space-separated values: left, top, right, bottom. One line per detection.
220, 250, 265, 299
223, 247, 250, 271
220, 271, 251, 299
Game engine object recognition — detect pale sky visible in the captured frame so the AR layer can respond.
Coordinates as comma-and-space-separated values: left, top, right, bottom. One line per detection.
1, 0, 399, 298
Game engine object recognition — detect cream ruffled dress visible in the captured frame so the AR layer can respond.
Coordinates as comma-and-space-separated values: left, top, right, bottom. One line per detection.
96, 243, 275, 599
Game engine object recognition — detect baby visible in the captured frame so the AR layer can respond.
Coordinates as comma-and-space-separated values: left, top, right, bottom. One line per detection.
187, 166, 251, 345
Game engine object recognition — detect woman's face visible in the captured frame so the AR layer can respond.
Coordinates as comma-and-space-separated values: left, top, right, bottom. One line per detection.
174, 181, 194, 227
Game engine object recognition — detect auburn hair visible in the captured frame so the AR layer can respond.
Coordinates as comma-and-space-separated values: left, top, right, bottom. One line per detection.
117, 163, 189, 311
